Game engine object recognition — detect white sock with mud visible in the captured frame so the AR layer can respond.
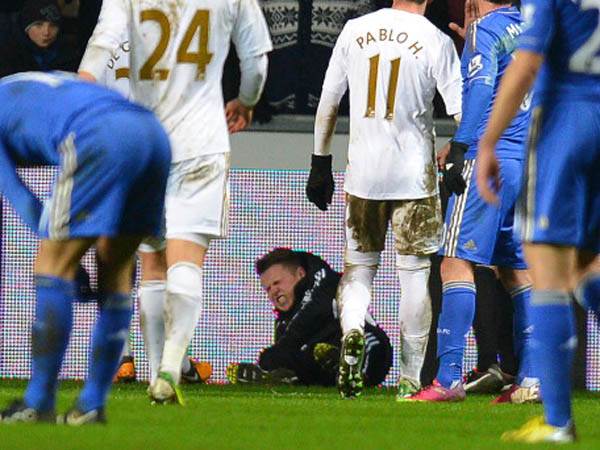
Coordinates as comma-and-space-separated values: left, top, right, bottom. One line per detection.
160, 262, 203, 384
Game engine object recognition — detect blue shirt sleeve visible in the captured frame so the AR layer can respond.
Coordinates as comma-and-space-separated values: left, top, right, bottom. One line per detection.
453, 24, 498, 145
518, 0, 555, 54
0, 143, 43, 233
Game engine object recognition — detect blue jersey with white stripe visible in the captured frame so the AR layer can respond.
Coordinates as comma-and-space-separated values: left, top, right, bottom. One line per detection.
456, 6, 531, 159
0, 71, 146, 166
0, 71, 153, 232
519, 0, 600, 104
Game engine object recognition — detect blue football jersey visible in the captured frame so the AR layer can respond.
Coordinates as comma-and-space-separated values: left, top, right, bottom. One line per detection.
0, 71, 145, 166
457, 6, 531, 159
519, 0, 600, 104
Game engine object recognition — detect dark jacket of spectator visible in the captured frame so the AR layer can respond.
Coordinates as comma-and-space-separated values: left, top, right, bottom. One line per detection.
260, 0, 378, 115
0, 0, 78, 77
259, 251, 392, 386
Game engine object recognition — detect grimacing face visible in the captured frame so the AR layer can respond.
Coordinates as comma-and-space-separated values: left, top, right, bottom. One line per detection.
27, 21, 59, 49
260, 263, 306, 312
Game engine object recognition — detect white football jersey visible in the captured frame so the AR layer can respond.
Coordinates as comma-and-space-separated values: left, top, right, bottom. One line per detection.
97, 32, 131, 98
322, 8, 462, 200
80, 0, 272, 161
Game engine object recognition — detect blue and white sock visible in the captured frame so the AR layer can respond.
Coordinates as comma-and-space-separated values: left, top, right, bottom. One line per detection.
24, 275, 75, 412
436, 281, 476, 388
530, 290, 576, 428
77, 292, 133, 412
574, 272, 600, 318
511, 285, 536, 386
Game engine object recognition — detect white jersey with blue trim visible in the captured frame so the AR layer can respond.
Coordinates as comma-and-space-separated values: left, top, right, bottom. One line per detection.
321, 8, 462, 200
80, 0, 272, 162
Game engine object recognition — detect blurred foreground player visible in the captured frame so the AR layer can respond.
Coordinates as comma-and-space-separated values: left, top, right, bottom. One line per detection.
307, 0, 462, 398
477, 0, 600, 443
408, 0, 538, 404
79, 0, 272, 404
0, 71, 170, 424
227, 249, 392, 386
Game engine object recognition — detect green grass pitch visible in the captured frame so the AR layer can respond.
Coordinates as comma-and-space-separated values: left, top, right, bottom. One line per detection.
1, 380, 600, 449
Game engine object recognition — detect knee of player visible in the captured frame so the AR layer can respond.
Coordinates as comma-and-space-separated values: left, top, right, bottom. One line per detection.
166, 262, 203, 297
440, 256, 474, 282
497, 267, 531, 291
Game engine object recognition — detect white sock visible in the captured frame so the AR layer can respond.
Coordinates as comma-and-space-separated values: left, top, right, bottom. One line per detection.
396, 255, 432, 385
338, 264, 377, 334
138, 280, 166, 385
160, 262, 203, 384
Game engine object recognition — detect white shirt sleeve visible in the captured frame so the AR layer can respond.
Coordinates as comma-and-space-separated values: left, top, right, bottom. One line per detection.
79, 0, 129, 80
320, 23, 350, 97
232, 0, 273, 60
313, 89, 344, 156
433, 35, 462, 117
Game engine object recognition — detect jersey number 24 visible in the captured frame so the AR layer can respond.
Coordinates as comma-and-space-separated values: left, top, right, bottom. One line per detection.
140, 9, 213, 81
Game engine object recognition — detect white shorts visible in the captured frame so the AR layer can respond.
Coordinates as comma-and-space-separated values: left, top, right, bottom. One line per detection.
139, 152, 229, 253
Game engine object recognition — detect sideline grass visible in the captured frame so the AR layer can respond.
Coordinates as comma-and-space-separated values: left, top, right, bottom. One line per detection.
1, 380, 600, 449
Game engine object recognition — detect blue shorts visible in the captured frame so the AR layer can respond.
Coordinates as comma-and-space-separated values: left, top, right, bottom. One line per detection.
520, 103, 600, 254
39, 109, 171, 239
439, 157, 527, 269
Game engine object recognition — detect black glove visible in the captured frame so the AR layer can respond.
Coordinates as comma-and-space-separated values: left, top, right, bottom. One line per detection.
306, 154, 334, 211
75, 263, 96, 303
443, 141, 468, 195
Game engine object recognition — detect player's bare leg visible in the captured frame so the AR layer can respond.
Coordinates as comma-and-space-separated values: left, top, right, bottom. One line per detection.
59, 236, 142, 424
150, 238, 207, 404
492, 268, 539, 404
408, 257, 471, 401
502, 244, 576, 443
1, 239, 95, 423
574, 254, 600, 318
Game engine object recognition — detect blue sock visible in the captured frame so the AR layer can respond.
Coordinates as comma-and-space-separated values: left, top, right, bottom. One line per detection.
575, 273, 600, 317
530, 291, 576, 427
436, 281, 476, 388
511, 285, 535, 384
24, 276, 75, 412
77, 292, 133, 412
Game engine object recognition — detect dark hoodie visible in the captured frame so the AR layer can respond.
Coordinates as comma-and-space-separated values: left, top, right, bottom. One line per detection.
272, 252, 342, 351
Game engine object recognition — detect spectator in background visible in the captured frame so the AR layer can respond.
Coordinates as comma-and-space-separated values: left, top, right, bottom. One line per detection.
0, 0, 79, 77
227, 249, 392, 386
0, 2, 24, 44
259, 0, 380, 115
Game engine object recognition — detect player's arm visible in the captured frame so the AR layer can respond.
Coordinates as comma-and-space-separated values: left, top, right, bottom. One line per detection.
225, 54, 268, 133
439, 25, 498, 195
477, 0, 551, 203
227, 0, 272, 133
307, 24, 349, 211
477, 50, 543, 203
0, 143, 43, 232
78, 0, 129, 82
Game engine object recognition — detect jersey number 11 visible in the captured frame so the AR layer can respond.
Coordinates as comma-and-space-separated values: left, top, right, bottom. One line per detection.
365, 55, 401, 120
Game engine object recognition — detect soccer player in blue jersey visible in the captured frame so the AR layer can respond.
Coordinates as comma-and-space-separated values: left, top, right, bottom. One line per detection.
407, 0, 539, 402
0, 72, 170, 424
478, 0, 600, 443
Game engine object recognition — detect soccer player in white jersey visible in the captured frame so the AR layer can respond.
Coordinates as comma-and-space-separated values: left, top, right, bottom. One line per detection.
78, 0, 272, 404
97, 32, 131, 98
306, 0, 462, 398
